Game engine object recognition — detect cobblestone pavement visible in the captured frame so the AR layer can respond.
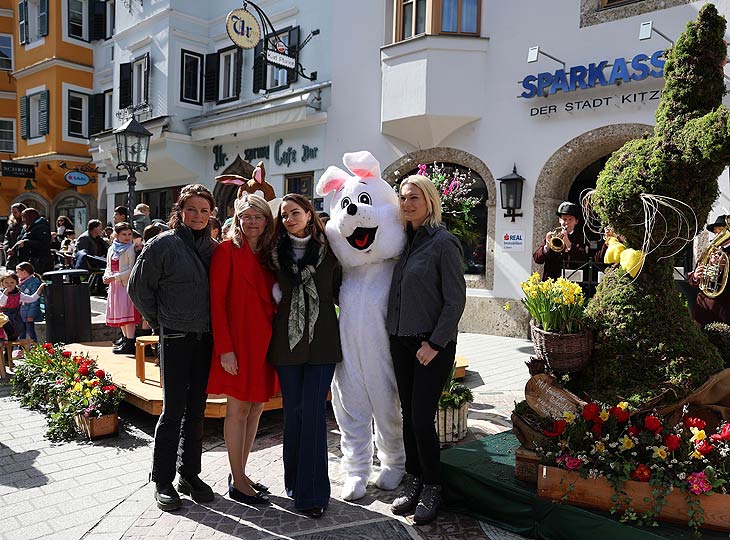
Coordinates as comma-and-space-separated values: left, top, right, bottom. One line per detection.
0, 333, 532, 540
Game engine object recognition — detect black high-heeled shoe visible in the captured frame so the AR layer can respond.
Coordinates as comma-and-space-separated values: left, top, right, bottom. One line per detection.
228, 473, 269, 493
301, 507, 324, 519
228, 484, 270, 505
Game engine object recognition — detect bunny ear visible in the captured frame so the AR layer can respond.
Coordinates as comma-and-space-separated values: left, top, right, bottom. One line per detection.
316, 166, 351, 196
216, 174, 246, 186
253, 161, 266, 184
342, 151, 381, 179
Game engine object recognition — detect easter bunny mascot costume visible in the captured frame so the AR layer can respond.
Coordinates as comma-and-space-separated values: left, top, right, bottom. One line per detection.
316, 151, 406, 501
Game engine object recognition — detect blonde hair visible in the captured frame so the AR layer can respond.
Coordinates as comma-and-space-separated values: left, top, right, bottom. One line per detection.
399, 174, 442, 227
229, 194, 275, 265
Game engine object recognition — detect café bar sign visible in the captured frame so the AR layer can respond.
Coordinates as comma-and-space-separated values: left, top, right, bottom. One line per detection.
519, 50, 665, 99
226, 8, 261, 49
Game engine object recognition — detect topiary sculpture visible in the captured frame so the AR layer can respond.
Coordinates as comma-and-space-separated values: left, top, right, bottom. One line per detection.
567, 4, 727, 407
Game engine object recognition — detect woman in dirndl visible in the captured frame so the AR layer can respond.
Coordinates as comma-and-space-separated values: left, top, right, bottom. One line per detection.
103, 222, 140, 354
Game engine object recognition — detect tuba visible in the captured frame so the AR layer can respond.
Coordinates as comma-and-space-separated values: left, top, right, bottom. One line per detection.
548, 227, 567, 252
699, 217, 730, 298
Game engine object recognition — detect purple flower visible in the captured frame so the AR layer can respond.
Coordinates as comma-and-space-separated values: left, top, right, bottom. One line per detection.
687, 472, 712, 495
417, 163, 428, 176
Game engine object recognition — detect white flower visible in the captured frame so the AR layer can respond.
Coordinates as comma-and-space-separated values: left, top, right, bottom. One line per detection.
677, 472, 686, 480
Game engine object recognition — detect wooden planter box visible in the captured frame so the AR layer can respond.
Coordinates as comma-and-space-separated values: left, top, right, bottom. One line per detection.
537, 466, 730, 532
435, 402, 468, 444
75, 413, 119, 440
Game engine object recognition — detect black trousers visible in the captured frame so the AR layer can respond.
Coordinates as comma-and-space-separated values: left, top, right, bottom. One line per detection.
151, 327, 212, 484
390, 336, 456, 485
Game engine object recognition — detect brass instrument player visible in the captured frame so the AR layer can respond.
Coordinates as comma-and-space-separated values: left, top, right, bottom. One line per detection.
533, 202, 589, 281
689, 215, 730, 326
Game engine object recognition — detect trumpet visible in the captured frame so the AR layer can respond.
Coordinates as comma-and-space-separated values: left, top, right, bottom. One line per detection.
548, 227, 567, 252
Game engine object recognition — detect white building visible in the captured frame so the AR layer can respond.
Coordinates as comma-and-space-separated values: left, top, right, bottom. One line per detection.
90, 0, 730, 337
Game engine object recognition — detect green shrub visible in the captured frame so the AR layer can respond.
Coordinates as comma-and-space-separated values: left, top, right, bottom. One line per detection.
703, 322, 730, 367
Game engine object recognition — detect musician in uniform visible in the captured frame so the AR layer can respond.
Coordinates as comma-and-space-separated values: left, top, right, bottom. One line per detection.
533, 202, 589, 281
689, 215, 730, 326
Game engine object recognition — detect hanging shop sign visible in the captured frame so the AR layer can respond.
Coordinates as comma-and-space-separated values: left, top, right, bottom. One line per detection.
226, 8, 262, 49
64, 171, 91, 187
266, 49, 296, 70
519, 50, 665, 99
1, 161, 34, 178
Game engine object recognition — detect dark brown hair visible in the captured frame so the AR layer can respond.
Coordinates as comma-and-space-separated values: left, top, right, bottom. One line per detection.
15, 261, 41, 281
274, 194, 327, 246
114, 222, 132, 234
56, 215, 73, 228
142, 224, 163, 242
168, 184, 215, 230
114, 205, 128, 219
20, 208, 40, 226
208, 216, 222, 241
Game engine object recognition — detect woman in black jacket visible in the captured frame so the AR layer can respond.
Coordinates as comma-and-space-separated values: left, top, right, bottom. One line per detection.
13, 208, 53, 274
128, 184, 218, 512
267, 194, 342, 519
386, 174, 466, 525
3, 203, 26, 270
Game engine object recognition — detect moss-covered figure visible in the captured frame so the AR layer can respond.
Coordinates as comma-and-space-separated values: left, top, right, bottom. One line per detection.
567, 4, 727, 406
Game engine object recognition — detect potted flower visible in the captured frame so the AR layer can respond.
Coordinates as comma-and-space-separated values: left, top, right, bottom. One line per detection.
535, 401, 730, 533
435, 362, 473, 444
13, 343, 124, 441
521, 272, 593, 372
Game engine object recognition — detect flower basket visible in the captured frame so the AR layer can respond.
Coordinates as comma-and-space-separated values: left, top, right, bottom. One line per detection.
530, 320, 593, 373
74, 413, 119, 440
435, 401, 468, 444
538, 466, 730, 532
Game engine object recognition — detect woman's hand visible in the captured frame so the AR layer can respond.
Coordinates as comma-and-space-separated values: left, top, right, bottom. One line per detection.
221, 352, 238, 375
417, 341, 438, 366
102, 276, 113, 284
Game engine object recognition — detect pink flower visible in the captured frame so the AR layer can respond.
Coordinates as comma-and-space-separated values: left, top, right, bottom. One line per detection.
565, 457, 582, 470
687, 472, 712, 495
417, 164, 428, 176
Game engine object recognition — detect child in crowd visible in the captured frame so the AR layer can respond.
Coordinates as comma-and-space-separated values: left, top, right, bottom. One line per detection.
15, 262, 43, 345
0, 271, 44, 345
103, 222, 140, 354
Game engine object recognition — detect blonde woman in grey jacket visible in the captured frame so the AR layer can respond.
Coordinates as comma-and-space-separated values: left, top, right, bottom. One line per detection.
104, 222, 139, 354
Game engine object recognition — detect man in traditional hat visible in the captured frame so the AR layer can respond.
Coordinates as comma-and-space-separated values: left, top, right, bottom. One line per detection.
689, 215, 730, 326
533, 201, 589, 281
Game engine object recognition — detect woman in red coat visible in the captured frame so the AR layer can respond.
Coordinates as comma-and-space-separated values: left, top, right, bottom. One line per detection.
207, 194, 277, 505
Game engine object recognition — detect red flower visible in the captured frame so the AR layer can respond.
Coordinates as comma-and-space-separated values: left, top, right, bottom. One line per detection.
591, 420, 604, 438
627, 426, 640, 438
710, 423, 730, 442
94, 369, 105, 378
61, 351, 72, 358
696, 440, 714, 456
47, 348, 55, 355
102, 385, 117, 393
644, 415, 662, 434
582, 403, 600, 422
77, 365, 89, 376
630, 463, 652, 482
42, 343, 52, 349
544, 419, 567, 437
610, 406, 630, 423
664, 433, 681, 452
684, 417, 706, 430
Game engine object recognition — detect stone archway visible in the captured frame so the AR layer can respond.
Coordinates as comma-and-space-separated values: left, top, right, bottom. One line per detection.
532, 123, 653, 260
12, 192, 49, 218
383, 147, 497, 289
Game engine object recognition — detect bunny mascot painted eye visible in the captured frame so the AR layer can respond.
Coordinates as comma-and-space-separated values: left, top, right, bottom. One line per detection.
316, 151, 407, 501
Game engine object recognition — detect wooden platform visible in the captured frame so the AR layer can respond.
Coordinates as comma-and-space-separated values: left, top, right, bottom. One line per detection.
65, 342, 469, 418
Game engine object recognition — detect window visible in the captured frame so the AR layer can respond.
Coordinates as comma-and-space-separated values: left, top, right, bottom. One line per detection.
285, 172, 314, 199
67, 90, 88, 138
68, 0, 88, 40
120, 53, 150, 108
402, 0, 426, 39
252, 26, 299, 94
19, 0, 48, 44
219, 48, 237, 101
0, 119, 16, 153
180, 50, 203, 105
106, 0, 114, 38
104, 89, 113, 130
203, 46, 242, 103
440, 0, 479, 34
0, 35, 12, 71
20, 90, 49, 139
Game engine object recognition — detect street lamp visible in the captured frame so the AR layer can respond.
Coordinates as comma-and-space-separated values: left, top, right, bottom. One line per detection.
498, 165, 525, 222
114, 117, 152, 213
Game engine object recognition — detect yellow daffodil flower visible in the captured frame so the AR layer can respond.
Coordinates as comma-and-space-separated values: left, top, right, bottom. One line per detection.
599, 410, 610, 422
593, 441, 606, 454
617, 402, 629, 411
690, 427, 706, 443
652, 446, 668, 460
563, 411, 576, 424
691, 449, 702, 459
619, 436, 635, 450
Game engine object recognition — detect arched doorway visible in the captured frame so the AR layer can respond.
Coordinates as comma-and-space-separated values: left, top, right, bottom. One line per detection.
383, 147, 497, 288
55, 195, 88, 232
12, 193, 49, 218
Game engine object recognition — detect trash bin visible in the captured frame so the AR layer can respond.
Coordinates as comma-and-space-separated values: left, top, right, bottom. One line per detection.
43, 269, 92, 343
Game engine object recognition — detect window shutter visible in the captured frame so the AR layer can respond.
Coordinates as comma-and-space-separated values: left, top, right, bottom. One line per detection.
204, 52, 219, 102
19, 95, 29, 139
39, 0, 48, 37
234, 49, 243, 98
143, 52, 150, 103
91, 0, 106, 41
18, 0, 27, 45
119, 62, 131, 108
89, 93, 105, 135
39, 90, 49, 136
287, 26, 300, 84
252, 41, 266, 94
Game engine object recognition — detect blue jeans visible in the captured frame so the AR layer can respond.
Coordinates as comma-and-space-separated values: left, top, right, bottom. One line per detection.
18, 321, 37, 342
275, 363, 336, 510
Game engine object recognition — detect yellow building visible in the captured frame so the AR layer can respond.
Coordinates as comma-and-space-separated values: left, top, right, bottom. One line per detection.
0, 0, 108, 231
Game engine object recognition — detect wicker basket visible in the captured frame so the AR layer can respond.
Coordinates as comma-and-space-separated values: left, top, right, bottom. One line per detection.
530, 320, 593, 373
